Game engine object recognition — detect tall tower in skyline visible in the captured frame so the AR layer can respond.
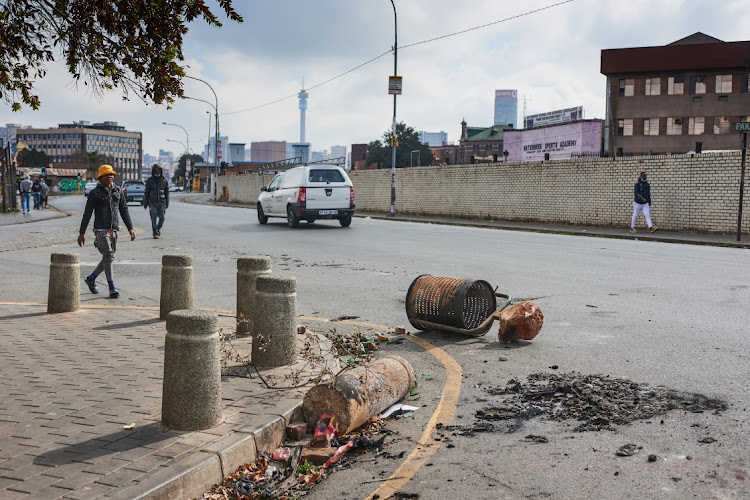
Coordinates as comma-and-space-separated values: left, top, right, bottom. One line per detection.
494, 89, 518, 127
298, 89, 309, 143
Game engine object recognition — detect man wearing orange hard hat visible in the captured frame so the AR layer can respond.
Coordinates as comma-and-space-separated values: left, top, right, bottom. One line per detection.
78, 165, 136, 298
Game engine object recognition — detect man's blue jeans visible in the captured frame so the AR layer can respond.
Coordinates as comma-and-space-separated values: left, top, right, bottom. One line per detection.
21, 193, 31, 213
33, 192, 40, 209
149, 204, 165, 236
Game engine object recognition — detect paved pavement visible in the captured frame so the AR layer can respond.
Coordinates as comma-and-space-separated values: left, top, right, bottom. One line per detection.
0, 302, 347, 499
185, 193, 750, 248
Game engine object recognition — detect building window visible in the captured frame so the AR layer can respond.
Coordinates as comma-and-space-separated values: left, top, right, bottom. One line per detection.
619, 79, 634, 97
714, 117, 730, 135
666, 118, 683, 135
667, 76, 684, 95
643, 118, 659, 136
693, 96, 703, 103
716, 74, 732, 93
718, 95, 728, 102
645, 78, 661, 95
618, 119, 633, 136
690, 76, 706, 94
688, 117, 705, 135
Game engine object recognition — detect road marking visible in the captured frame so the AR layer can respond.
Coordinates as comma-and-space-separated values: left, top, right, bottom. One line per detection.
0, 303, 461, 496
301, 316, 463, 500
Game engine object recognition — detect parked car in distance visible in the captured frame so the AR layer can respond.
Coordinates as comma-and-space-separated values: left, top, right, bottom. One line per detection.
257, 165, 355, 228
84, 181, 97, 197
122, 180, 146, 204
169, 183, 183, 192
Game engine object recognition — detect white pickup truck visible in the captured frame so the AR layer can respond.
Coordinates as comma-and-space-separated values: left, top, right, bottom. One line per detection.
257, 165, 355, 228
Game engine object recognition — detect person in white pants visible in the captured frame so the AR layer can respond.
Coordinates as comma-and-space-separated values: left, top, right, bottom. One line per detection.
630, 171, 658, 234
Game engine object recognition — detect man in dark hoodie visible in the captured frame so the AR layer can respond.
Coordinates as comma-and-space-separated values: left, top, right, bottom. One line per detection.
143, 164, 169, 239
630, 171, 658, 234
78, 165, 136, 298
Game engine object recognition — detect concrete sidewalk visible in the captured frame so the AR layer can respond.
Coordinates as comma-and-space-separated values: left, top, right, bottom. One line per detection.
0, 303, 344, 499
184, 193, 750, 249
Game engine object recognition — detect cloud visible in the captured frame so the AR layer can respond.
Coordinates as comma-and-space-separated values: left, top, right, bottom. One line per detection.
1, 0, 746, 161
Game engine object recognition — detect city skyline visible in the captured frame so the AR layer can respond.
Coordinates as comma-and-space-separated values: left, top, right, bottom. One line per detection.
1, 0, 747, 159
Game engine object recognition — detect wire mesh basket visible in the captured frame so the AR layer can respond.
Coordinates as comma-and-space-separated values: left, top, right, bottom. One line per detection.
405, 275, 511, 337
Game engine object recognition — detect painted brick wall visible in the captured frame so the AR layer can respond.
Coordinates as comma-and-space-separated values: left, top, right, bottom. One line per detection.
217, 153, 749, 233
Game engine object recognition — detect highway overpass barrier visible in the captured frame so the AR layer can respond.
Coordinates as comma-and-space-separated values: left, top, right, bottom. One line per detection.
47, 252, 80, 314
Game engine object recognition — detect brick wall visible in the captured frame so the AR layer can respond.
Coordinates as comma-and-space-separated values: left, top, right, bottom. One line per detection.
217, 153, 750, 233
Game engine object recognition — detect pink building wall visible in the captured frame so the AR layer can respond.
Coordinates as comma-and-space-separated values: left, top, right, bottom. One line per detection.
504, 121, 602, 162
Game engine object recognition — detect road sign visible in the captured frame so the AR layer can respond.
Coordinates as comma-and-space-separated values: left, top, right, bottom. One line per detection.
388, 76, 402, 95
732, 122, 750, 132
186, 158, 191, 173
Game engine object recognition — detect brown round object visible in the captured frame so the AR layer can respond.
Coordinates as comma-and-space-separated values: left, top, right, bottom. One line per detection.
497, 301, 544, 343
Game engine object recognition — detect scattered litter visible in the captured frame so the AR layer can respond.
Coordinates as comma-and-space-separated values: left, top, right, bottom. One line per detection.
323, 441, 354, 467
297, 325, 306, 334
616, 444, 639, 457
381, 404, 420, 419
375, 332, 390, 342
647, 454, 657, 462
312, 415, 337, 447
394, 326, 406, 335
271, 447, 291, 461
698, 437, 717, 444
524, 434, 549, 444
123, 423, 135, 430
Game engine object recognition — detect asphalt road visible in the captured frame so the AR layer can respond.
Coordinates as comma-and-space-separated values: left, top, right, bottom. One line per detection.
1, 194, 748, 499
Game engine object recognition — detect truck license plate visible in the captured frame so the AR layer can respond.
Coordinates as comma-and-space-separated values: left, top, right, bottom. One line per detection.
319, 210, 338, 215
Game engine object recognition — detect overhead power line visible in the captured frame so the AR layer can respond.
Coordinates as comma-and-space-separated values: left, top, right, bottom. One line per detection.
219, 0, 574, 117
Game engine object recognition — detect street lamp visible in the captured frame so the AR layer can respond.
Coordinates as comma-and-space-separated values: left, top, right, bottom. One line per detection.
410, 150, 420, 168
184, 76, 219, 203
389, 0, 398, 216
162, 122, 189, 156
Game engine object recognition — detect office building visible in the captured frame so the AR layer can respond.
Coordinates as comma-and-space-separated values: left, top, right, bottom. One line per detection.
251, 141, 287, 162
601, 32, 750, 155
16, 121, 142, 181
229, 143, 246, 163
330, 145, 347, 162
494, 89, 518, 127
418, 131, 448, 147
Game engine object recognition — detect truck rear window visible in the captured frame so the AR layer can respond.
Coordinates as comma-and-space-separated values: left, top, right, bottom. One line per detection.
308, 169, 345, 183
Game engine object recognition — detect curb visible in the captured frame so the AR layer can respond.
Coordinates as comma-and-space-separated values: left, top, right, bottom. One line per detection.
109, 397, 303, 500
181, 195, 750, 249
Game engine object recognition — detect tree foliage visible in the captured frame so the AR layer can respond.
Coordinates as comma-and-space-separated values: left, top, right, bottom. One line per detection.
0, 0, 243, 111
365, 122, 434, 169
16, 148, 50, 169
69, 151, 115, 172
173, 153, 204, 182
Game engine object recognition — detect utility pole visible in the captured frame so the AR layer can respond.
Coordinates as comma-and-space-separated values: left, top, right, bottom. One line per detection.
389, 0, 398, 216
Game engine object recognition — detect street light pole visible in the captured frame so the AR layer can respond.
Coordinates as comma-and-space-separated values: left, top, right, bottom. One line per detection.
185, 76, 219, 203
389, 0, 398, 216
162, 122, 189, 156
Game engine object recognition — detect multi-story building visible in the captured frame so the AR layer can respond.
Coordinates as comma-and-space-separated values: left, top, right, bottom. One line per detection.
251, 141, 287, 162
458, 120, 512, 164
494, 89, 518, 127
330, 145, 347, 163
601, 32, 750, 156
350, 143, 371, 170
229, 143, 246, 164
204, 136, 229, 164
0, 124, 29, 155
418, 131, 448, 147
16, 121, 142, 181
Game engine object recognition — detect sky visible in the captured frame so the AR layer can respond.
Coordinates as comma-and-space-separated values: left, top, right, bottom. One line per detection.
2, 0, 749, 160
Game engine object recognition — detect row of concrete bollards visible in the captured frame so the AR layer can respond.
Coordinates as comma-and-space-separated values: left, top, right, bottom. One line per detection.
47, 251, 299, 430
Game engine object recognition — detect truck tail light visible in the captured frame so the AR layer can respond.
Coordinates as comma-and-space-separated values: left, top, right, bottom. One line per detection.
350, 186, 355, 207
297, 187, 306, 203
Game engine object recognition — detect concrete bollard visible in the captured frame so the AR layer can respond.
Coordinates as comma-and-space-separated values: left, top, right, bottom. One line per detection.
160, 254, 194, 320
302, 355, 417, 435
251, 274, 297, 367
162, 309, 223, 430
48, 253, 80, 314
498, 301, 544, 343
236, 255, 272, 335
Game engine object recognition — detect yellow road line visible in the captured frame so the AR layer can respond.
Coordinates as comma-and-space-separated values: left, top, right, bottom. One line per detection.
300, 316, 464, 499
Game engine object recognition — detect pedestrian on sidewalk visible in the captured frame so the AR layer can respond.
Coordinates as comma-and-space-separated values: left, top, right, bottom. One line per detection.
31, 177, 41, 209
78, 165, 136, 298
39, 179, 49, 209
630, 171, 658, 234
143, 164, 169, 239
19, 174, 33, 214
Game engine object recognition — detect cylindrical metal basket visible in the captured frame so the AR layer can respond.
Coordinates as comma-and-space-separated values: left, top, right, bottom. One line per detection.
405, 275, 511, 337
